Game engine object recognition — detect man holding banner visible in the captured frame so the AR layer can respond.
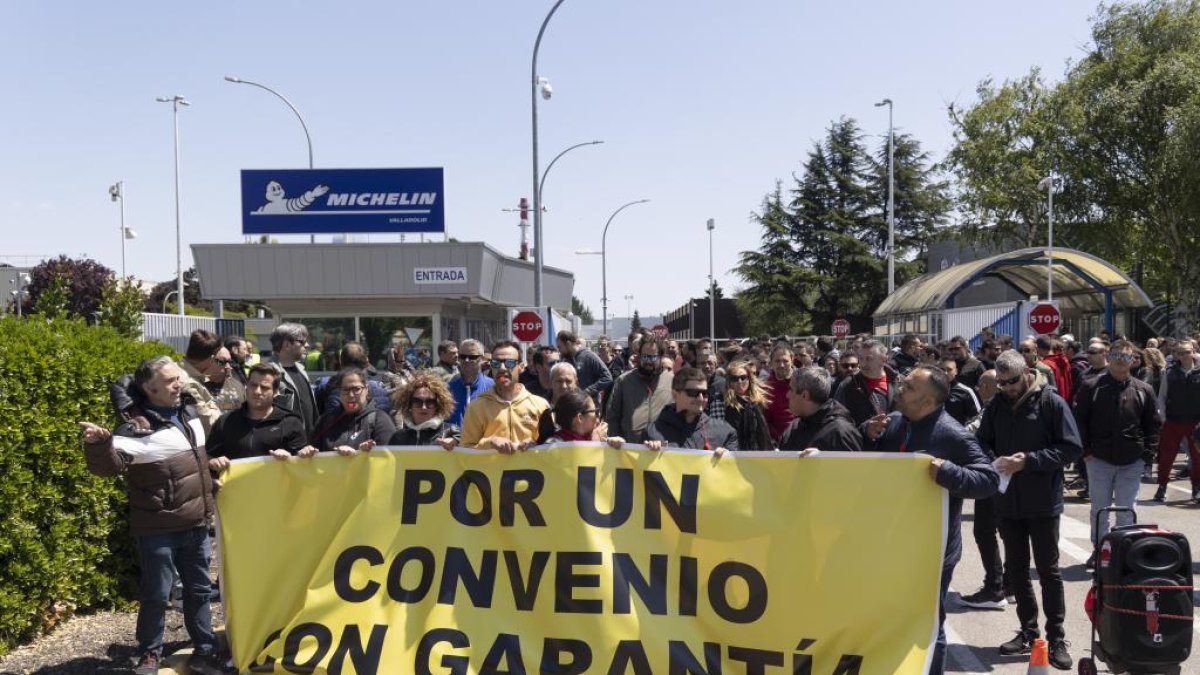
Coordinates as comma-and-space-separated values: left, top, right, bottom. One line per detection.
460, 340, 549, 452
864, 365, 999, 675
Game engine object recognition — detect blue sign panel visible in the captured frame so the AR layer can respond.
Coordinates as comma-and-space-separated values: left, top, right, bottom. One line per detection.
240, 168, 444, 234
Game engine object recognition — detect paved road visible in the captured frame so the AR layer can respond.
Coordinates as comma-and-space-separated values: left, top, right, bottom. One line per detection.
944, 469, 1198, 673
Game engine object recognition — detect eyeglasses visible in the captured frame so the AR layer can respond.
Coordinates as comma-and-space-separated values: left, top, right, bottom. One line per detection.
997, 374, 1023, 386
461, 354, 482, 361
678, 388, 708, 398
1109, 352, 1135, 363
841, 363, 860, 370
729, 374, 750, 382
341, 385, 366, 395
490, 358, 519, 371
411, 396, 438, 409
638, 354, 659, 362
581, 408, 598, 416
213, 358, 232, 367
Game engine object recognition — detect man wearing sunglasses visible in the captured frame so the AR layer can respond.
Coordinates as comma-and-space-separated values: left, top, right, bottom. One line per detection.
447, 339, 493, 428
977, 351, 1082, 669
1018, 338, 1058, 390
645, 367, 737, 452
606, 337, 675, 443
461, 340, 549, 453
1074, 340, 1160, 565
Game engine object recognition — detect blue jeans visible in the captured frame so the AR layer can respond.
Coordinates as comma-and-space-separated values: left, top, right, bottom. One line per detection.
1087, 457, 1141, 545
134, 527, 216, 656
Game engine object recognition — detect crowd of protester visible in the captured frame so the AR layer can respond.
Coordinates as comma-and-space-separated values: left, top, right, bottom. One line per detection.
77, 322, 1198, 673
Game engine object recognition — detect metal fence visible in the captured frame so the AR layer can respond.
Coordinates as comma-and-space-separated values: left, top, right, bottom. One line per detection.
140, 313, 245, 353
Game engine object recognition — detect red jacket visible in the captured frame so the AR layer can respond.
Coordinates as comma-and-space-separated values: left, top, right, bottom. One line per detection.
1042, 353, 1074, 403
764, 372, 794, 441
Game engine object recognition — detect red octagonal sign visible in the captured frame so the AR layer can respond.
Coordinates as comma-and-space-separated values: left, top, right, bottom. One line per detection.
832, 319, 851, 338
512, 311, 544, 342
1029, 303, 1061, 335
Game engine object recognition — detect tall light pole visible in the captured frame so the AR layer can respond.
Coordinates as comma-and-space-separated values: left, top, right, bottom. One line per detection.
156, 95, 188, 315
1038, 175, 1057, 302
225, 76, 316, 244
531, 0, 570, 311
706, 218, 716, 339
109, 182, 137, 277
875, 98, 895, 295
598, 199, 649, 338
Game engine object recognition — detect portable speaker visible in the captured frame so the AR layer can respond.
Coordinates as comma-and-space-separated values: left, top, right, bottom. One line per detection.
1098, 526, 1193, 669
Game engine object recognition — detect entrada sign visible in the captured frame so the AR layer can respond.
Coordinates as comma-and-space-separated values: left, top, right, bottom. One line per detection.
413, 267, 468, 284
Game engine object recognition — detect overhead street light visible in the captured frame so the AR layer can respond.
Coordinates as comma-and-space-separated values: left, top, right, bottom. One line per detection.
590, 199, 650, 338
707, 218, 716, 340
155, 95, 188, 316
225, 76, 317, 244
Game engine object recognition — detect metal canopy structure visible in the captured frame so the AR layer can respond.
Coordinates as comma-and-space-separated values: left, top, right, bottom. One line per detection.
874, 247, 1153, 318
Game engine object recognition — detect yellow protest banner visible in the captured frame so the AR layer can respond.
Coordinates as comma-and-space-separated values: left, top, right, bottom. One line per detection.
217, 445, 946, 674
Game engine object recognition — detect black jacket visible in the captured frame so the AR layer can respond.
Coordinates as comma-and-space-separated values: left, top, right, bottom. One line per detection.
1162, 362, 1200, 422
945, 383, 981, 426
723, 398, 774, 451
390, 419, 461, 446
778, 399, 863, 453
645, 405, 738, 451
865, 406, 999, 566
207, 405, 308, 461
310, 400, 397, 453
833, 367, 898, 427
890, 351, 919, 376
977, 372, 1083, 520
1074, 373, 1161, 466
956, 356, 985, 389
565, 348, 613, 401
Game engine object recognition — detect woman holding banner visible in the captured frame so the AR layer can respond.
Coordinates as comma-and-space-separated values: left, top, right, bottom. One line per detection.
389, 371, 459, 450
549, 389, 625, 448
311, 368, 396, 455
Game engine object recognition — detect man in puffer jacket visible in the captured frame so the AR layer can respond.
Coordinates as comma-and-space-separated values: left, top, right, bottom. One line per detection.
78, 356, 223, 675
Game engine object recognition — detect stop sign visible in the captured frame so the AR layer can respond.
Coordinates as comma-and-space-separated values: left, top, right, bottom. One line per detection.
832, 319, 851, 338
1028, 303, 1061, 335
512, 311, 544, 342
652, 324, 669, 339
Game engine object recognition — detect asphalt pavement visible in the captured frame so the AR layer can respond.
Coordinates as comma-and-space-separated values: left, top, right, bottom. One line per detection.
945, 467, 1199, 673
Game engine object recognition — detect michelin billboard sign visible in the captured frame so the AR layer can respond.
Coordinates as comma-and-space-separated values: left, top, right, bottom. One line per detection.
240, 168, 444, 235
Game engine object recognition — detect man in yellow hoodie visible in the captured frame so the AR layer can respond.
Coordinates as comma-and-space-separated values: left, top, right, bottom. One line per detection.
461, 340, 550, 453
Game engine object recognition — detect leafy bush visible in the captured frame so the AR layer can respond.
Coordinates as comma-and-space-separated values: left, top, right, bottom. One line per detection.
0, 317, 176, 655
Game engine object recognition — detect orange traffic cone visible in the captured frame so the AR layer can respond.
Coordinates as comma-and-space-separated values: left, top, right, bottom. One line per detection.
1027, 637, 1051, 674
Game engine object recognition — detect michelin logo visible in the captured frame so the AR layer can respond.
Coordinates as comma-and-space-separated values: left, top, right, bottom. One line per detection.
253, 180, 437, 215
253, 181, 330, 214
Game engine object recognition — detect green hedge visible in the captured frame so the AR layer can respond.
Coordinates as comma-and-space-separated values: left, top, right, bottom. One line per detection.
0, 317, 176, 655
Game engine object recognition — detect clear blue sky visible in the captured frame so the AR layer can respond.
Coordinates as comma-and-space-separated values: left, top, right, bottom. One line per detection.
0, 1, 1101, 319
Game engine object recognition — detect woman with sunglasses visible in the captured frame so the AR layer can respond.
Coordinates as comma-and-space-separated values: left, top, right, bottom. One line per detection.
548, 389, 625, 447
390, 371, 460, 450
722, 360, 774, 450
310, 367, 397, 455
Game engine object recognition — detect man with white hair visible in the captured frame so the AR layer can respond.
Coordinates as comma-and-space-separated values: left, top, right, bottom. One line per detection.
537, 361, 580, 442
79, 357, 223, 675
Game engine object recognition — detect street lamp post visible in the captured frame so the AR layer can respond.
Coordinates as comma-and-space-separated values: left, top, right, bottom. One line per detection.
597, 199, 650, 338
539, 140, 603, 210
155, 95, 189, 316
162, 289, 179, 314
109, 182, 137, 277
531, 0, 570, 311
875, 98, 895, 295
706, 218, 716, 339
225, 76, 316, 244
1038, 175, 1057, 302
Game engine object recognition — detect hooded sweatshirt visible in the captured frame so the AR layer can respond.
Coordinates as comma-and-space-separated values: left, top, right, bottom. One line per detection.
311, 400, 397, 453
207, 404, 307, 461
977, 370, 1082, 519
460, 385, 550, 449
